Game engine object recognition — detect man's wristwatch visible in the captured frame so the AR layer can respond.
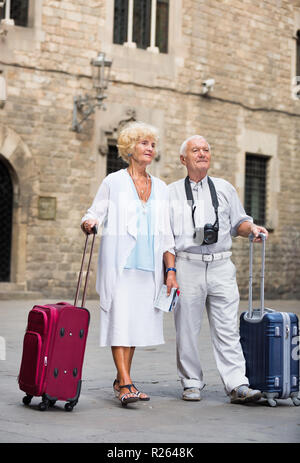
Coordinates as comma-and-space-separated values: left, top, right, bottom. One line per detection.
166, 267, 176, 273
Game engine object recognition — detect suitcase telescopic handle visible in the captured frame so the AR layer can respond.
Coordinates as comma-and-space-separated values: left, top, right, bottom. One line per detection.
74, 225, 97, 308
248, 232, 266, 318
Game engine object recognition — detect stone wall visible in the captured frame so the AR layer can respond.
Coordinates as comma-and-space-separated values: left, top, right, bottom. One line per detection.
0, 0, 299, 300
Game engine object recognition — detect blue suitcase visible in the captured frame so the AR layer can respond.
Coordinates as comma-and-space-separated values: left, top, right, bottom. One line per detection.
240, 233, 300, 407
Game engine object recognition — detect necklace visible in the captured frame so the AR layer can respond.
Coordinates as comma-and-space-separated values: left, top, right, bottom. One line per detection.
128, 169, 150, 202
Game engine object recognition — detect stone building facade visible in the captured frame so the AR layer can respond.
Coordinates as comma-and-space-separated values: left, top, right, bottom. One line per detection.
0, 0, 300, 301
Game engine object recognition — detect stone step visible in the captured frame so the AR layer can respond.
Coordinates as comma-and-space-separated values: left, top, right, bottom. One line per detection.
0, 283, 43, 300
0, 291, 44, 300
0, 282, 26, 292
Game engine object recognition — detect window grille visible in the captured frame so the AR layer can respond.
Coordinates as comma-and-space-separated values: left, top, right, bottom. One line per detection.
106, 144, 128, 176
0, 159, 13, 282
244, 154, 268, 226
1, 0, 29, 27
113, 0, 169, 53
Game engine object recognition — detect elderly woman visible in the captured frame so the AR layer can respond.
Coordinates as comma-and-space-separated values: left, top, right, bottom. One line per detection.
81, 121, 177, 407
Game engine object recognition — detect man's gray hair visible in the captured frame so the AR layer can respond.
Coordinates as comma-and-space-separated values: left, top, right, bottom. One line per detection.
179, 135, 210, 156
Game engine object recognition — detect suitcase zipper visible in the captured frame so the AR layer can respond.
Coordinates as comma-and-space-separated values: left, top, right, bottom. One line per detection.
281, 312, 291, 399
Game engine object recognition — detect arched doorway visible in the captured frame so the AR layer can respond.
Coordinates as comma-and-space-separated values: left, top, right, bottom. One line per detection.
0, 124, 37, 292
0, 156, 13, 281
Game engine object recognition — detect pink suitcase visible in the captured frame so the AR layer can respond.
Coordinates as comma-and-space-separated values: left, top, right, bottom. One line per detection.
18, 229, 96, 411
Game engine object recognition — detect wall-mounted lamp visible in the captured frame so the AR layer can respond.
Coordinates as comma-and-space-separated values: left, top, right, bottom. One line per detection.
72, 52, 112, 132
0, 70, 6, 109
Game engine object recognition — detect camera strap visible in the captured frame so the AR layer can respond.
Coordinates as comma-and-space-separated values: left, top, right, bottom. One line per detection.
184, 176, 219, 237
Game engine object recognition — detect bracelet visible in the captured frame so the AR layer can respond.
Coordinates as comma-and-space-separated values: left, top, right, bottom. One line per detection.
166, 267, 176, 273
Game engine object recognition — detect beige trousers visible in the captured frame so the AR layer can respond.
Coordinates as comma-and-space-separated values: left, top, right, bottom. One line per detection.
174, 254, 249, 394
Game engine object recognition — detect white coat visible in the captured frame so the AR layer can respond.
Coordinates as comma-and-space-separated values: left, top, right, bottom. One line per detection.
81, 169, 175, 312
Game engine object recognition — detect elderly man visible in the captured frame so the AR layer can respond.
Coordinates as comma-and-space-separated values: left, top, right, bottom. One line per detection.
165, 135, 268, 403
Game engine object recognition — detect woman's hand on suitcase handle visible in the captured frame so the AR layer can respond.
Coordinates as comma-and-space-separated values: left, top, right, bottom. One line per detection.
81, 219, 98, 235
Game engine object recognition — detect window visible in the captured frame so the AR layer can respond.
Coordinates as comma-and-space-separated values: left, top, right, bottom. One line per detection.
132, 0, 151, 50
113, 0, 169, 53
106, 144, 128, 175
156, 0, 169, 54
292, 29, 300, 100
244, 154, 268, 225
1, 0, 29, 27
113, 0, 128, 46
10, 0, 29, 27
297, 30, 300, 79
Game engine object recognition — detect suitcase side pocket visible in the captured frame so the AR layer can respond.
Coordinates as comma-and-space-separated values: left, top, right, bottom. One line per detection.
28, 308, 48, 334
19, 331, 42, 394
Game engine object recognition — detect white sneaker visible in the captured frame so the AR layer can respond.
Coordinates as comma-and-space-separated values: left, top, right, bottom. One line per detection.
230, 385, 262, 404
182, 387, 201, 401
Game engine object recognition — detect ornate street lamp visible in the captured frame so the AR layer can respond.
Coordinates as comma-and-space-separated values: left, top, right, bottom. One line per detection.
72, 52, 112, 132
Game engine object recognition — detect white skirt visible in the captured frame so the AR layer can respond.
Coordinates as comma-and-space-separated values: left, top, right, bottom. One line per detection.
99, 268, 164, 347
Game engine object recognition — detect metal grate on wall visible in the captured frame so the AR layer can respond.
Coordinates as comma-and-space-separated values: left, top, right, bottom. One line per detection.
0, 159, 13, 282
106, 145, 128, 176
244, 154, 268, 226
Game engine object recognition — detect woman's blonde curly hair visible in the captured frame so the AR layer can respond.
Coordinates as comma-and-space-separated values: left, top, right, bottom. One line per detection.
117, 121, 159, 162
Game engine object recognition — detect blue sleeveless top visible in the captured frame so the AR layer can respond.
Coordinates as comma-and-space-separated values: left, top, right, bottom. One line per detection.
124, 173, 155, 272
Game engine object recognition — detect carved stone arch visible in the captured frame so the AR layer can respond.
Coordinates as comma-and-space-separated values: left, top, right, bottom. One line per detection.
98, 108, 137, 158
93, 107, 137, 184
0, 124, 38, 287
94, 104, 164, 188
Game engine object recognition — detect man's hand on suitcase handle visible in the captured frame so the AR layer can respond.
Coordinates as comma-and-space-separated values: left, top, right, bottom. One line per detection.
249, 224, 268, 243
81, 219, 98, 235
237, 221, 268, 242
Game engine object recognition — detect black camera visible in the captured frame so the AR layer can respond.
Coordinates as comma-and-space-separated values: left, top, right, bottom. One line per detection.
202, 223, 219, 245
185, 176, 219, 247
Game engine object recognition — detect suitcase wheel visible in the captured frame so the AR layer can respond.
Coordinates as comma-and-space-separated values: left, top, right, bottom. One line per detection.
38, 399, 50, 411
38, 396, 57, 411
292, 397, 300, 406
267, 398, 277, 407
64, 402, 75, 412
22, 395, 33, 406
